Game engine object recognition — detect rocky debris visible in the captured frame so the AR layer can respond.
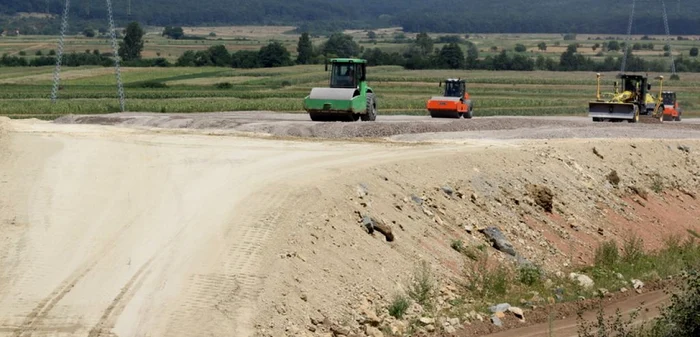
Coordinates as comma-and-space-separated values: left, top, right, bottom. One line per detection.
607, 170, 620, 187
597, 288, 610, 297
389, 321, 406, 335
356, 184, 369, 198
632, 279, 644, 293
593, 147, 604, 159
680, 187, 697, 199
526, 184, 554, 213
444, 325, 457, 333
410, 194, 424, 205
630, 185, 649, 200
364, 326, 384, 337
425, 324, 436, 332
481, 227, 517, 256
508, 306, 525, 322
330, 324, 351, 336
441, 185, 454, 196
678, 145, 691, 153
620, 287, 628, 293
358, 303, 381, 326
569, 273, 595, 289
489, 303, 511, 313
448, 317, 460, 326
470, 192, 479, 203
418, 317, 435, 326
490, 315, 503, 327
359, 215, 394, 242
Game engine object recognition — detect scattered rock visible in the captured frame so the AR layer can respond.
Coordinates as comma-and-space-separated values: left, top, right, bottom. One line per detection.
361, 215, 375, 234
419, 317, 435, 326
448, 317, 460, 326
508, 306, 525, 322
411, 194, 424, 205
678, 145, 690, 153
597, 228, 605, 236
527, 184, 554, 213
632, 279, 644, 290
356, 184, 369, 198
593, 147, 604, 159
444, 325, 457, 334
598, 288, 610, 297
463, 224, 474, 233
360, 215, 394, 242
569, 273, 595, 289
490, 315, 503, 327
607, 170, 620, 187
359, 305, 381, 326
616, 273, 624, 280
470, 193, 478, 203
620, 287, 628, 293
441, 185, 454, 196
300, 293, 308, 302
494, 311, 506, 319
365, 326, 384, 337
630, 185, 649, 200
390, 321, 406, 335
489, 303, 511, 313
425, 324, 436, 332
481, 227, 517, 256
330, 324, 351, 336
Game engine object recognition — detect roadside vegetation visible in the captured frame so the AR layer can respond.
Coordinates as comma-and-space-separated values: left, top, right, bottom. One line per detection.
388, 231, 700, 334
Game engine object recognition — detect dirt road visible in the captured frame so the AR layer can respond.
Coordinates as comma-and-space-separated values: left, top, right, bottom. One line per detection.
1, 114, 698, 337
0, 118, 469, 337
477, 290, 670, 337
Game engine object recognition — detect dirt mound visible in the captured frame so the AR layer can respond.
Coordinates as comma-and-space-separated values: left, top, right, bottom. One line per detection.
252, 139, 700, 337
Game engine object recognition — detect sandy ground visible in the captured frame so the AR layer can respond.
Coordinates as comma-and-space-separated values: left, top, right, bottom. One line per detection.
2, 114, 700, 337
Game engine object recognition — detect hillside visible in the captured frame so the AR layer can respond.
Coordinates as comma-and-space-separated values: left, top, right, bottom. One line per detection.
2, 0, 700, 34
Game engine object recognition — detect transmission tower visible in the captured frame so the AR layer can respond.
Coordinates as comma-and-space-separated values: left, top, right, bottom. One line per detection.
127, 0, 131, 18
85, 0, 90, 17
50, 0, 126, 112
619, 0, 677, 77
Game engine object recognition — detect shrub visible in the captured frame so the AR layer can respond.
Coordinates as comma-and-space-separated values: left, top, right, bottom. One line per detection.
594, 240, 619, 269
407, 261, 435, 310
388, 293, 411, 319
215, 82, 233, 89
518, 264, 542, 286
140, 81, 168, 88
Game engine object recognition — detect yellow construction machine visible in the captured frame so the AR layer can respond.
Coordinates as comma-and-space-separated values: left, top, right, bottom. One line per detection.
589, 73, 667, 123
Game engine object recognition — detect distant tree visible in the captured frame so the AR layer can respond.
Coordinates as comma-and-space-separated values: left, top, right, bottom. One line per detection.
415, 32, 434, 55
514, 43, 527, 52
118, 22, 144, 61
208, 45, 231, 66
259, 41, 292, 67
632, 43, 641, 50
607, 40, 620, 51
48, 49, 56, 56
663, 44, 671, 52
367, 31, 376, 40
538, 42, 547, 51
563, 33, 577, 40
98, 27, 107, 35
35, 50, 43, 56
93, 49, 100, 55
438, 43, 464, 69
176, 50, 196, 66
296, 32, 313, 64
465, 42, 479, 68
490, 46, 498, 52
691, 47, 699, 57
209, 32, 216, 37
83, 28, 95, 37
592, 43, 600, 51
321, 33, 360, 58
163, 26, 184, 39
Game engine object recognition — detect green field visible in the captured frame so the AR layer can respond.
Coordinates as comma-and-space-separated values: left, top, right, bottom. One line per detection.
1, 65, 699, 120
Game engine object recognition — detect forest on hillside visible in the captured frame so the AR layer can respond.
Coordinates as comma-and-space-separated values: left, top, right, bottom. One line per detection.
2, 0, 699, 35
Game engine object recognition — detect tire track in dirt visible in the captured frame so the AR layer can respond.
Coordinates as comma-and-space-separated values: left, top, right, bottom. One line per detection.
161, 186, 292, 337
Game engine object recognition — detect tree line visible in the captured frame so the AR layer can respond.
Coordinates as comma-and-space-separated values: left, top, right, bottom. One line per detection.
4, 0, 700, 35
3, 24, 700, 74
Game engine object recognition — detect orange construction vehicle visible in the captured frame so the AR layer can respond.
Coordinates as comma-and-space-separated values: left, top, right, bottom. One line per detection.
426, 78, 473, 118
660, 91, 682, 121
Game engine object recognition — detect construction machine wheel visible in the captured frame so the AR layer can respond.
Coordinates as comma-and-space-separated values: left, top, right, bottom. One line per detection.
463, 106, 473, 119
430, 110, 460, 118
592, 117, 603, 122
628, 107, 640, 123
361, 93, 377, 121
